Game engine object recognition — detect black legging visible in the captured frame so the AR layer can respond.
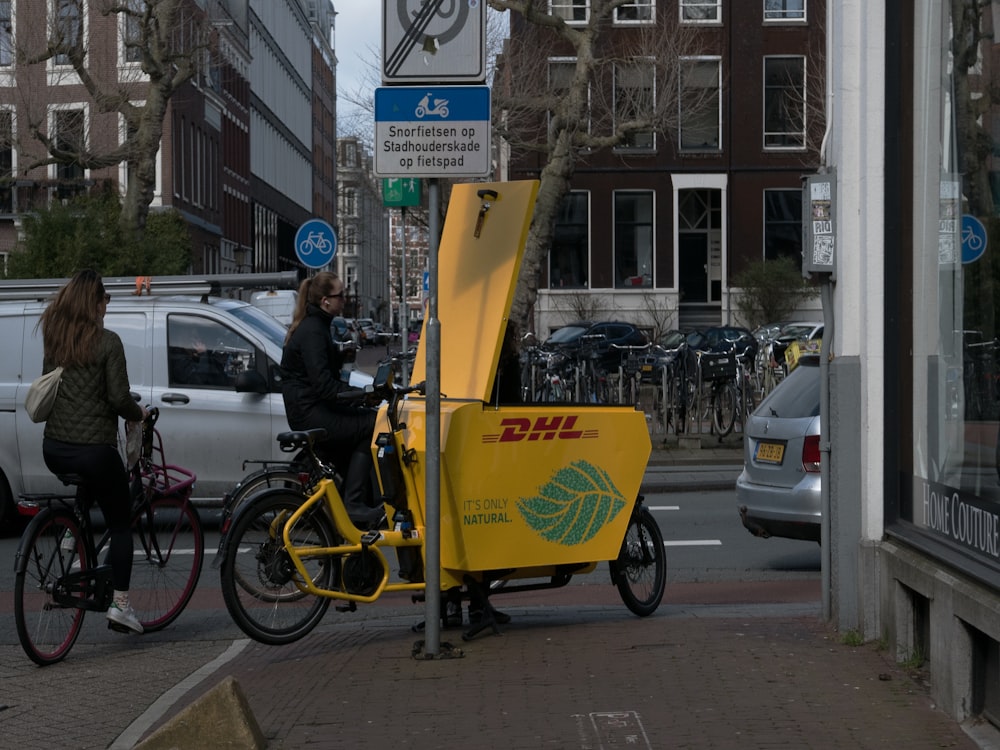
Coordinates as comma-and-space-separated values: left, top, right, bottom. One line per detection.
288, 406, 378, 512
42, 438, 134, 591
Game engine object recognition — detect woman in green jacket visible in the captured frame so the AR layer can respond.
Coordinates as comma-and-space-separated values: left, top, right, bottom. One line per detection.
39, 269, 148, 634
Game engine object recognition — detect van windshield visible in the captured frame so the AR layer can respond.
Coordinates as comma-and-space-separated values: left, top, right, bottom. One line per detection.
226, 304, 288, 348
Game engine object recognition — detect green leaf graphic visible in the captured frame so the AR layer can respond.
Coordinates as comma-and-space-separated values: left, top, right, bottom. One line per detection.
516, 460, 626, 545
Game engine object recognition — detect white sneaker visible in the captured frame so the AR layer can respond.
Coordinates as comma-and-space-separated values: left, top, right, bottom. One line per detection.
106, 603, 144, 634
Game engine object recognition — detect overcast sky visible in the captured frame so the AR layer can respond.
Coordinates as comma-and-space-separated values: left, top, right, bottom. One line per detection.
334, 3, 381, 135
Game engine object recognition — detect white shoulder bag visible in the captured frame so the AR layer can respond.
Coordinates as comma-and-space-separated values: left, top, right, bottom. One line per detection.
25, 366, 64, 423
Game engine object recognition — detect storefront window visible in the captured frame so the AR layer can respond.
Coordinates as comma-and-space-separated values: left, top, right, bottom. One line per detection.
901, 1, 1000, 574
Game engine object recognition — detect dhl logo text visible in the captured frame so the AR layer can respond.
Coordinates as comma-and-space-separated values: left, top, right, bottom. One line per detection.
482, 416, 599, 443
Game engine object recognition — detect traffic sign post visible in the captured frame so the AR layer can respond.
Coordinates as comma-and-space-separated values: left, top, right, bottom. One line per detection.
383, 0, 486, 83
294, 219, 337, 269
374, 85, 491, 178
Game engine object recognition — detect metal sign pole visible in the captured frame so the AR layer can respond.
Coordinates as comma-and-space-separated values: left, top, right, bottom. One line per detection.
399, 207, 408, 386
423, 178, 441, 655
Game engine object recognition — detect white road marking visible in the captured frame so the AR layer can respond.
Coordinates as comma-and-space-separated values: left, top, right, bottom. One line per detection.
663, 539, 723, 547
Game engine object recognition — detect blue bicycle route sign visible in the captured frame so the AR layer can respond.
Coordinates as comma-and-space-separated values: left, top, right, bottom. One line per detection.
962, 214, 988, 264
295, 219, 337, 269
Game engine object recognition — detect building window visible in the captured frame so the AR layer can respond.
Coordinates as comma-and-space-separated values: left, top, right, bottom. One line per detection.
763, 189, 802, 261
343, 141, 357, 167
549, 191, 589, 289
0, 1, 12, 67
549, 59, 590, 134
615, 0, 654, 24
679, 58, 721, 151
52, 108, 85, 181
122, 0, 143, 64
764, 0, 805, 22
342, 188, 357, 216
0, 110, 12, 212
549, 0, 589, 24
615, 61, 655, 151
680, 0, 721, 23
52, 0, 83, 66
764, 56, 806, 149
614, 191, 654, 289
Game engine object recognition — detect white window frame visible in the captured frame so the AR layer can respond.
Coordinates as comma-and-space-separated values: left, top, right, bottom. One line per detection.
0, 105, 15, 214
614, 59, 656, 152
47, 102, 89, 182
0, 0, 12, 88
548, 190, 592, 290
613, 190, 655, 289
678, 57, 722, 152
680, 0, 721, 24
0, 0, 14, 73
763, 55, 807, 150
548, 58, 590, 135
764, 0, 806, 23
46, 0, 87, 86
118, 0, 143, 69
549, 0, 589, 25
614, 0, 655, 25
119, 109, 165, 206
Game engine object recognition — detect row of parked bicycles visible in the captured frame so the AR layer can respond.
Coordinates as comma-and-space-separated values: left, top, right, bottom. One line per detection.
517, 319, 823, 438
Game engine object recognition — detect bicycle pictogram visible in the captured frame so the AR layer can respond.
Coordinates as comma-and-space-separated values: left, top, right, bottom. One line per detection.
299, 231, 332, 257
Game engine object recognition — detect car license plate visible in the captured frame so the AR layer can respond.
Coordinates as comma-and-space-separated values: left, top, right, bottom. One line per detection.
641, 364, 652, 372
755, 441, 785, 464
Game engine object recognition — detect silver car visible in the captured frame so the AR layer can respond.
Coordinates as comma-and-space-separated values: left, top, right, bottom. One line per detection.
736, 356, 821, 542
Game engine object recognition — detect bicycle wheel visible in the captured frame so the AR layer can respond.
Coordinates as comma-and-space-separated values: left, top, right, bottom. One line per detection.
712, 383, 738, 437
129, 496, 204, 632
220, 490, 336, 645
610, 506, 666, 617
14, 509, 87, 666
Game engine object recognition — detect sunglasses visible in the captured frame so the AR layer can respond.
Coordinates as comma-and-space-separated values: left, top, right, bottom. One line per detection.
102, 293, 111, 303
325, 291, 346, 300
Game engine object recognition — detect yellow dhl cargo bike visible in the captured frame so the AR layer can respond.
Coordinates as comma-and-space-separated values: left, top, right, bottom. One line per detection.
217, 181, 666, 644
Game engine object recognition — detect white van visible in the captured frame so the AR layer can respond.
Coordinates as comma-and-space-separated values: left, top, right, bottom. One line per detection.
0, 288, 368, 530
249, 289, 297, 326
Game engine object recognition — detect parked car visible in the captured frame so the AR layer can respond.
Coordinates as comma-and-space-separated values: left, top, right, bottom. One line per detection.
356, 317, 378, 345
686, 325, 758, 361
331, 316, 361, 348
0, 290, 371, 532
542, 320, 649, 371
736, 355, 821, 542
639, 329, 693, 383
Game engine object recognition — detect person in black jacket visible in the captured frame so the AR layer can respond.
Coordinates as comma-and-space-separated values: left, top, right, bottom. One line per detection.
280, 272, 384, 529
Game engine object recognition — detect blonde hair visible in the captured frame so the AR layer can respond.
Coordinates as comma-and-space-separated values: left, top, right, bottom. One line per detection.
285, 271, 341, 343
38, 269, 106, 368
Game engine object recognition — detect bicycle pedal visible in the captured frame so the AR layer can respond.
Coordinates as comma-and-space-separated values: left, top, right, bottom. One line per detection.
107, 621, 133, 634
335, 601, 357, 613
359, 529, 382, 546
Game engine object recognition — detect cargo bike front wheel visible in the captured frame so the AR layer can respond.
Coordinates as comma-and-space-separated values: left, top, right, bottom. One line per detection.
610, 505, 666, 617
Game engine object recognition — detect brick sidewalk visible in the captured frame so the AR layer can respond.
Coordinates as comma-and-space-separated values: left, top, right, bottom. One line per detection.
138, 601, 982, 750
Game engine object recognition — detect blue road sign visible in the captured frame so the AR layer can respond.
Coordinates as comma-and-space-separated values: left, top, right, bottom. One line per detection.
374, 85, 491, 178
962, 214, 988, 264
295, 219, 337, 269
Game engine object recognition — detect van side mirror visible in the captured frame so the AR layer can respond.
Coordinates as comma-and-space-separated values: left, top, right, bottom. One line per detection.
235, 370, 268, 394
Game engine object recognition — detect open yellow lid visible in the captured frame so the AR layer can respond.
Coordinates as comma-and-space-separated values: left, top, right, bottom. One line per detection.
410, 180, 539, 401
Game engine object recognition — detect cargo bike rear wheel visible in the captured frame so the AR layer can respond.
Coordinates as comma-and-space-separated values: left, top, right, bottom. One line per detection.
610, 505, 666, 616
